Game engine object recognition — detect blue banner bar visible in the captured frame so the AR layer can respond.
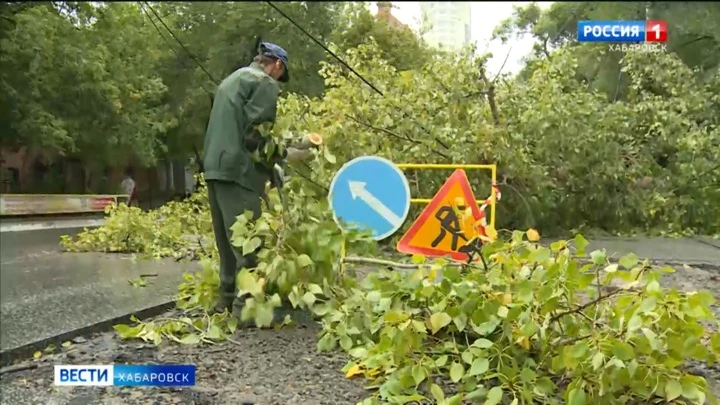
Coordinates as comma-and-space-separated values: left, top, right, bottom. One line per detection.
577, 20, 645, 43
113, 364, 196, 387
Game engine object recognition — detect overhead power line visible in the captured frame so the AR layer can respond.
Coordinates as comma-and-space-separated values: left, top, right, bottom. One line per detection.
138, 3, 215, 97
264, 2, 450, 153
265, 1, 384, 97
142, 1, 220, 85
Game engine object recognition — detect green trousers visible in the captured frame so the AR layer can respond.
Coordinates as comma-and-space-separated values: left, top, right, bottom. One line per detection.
206, 180, 262, 304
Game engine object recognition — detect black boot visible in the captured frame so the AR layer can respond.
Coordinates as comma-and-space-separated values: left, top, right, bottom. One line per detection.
213, 289, 235, 314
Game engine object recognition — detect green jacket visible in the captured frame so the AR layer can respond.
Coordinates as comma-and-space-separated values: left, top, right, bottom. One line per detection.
203, 63, 280, 194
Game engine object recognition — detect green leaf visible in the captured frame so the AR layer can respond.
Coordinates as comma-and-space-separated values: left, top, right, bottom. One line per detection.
646, 280, 661, 293
296, 254, 314, 268
412, 320, 427, 333
519, 367, 536, 382
461, 349, 474, 364
472, 338, 493, 349
384, 310, 409, 324
466, 387, 488, 400
113, 324, 139, 339
430, 383, 445, 403
591, 352, 604, 370
227, 317, 238, 334
682, 382, 704, 402
255, 303, 274, 328
242, 237, 262, 256
485, 386, 503, 405
411, 365, 426, 386
366, 290, 382, 302
637, 297, 657, 313
179, 333, 201, 344
447, 394, 464, 405
590, 249, 606, 265
497, 306, 509, 318
435, 355, 449, 367
571, 341, 589, 358
449, 362, 465, 383
349, 347, 368, 358
236, 269, 262, 296
473, 321, 498, 335
619, 253, 639, 269
627, 315, 642, 333
323, 147, 337, 164
612, 341, 635, 361
430, 312, 452, 334
453, 313, 467, 331
567, 388, 587, 405
574, 234, 589, 255
529, 247, 551, 262
307, 283, 323, 295
469, 358, 489, 376
302, 291, 317, 306
666, 380, 682, 401
340, 335, 353, 351
206, 325, 222, 340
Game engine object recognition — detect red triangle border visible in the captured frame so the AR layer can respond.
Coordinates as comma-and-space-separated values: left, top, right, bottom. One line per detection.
396, 169, 483, 261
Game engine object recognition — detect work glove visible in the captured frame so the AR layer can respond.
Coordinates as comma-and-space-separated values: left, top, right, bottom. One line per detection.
284, 132, 323, 163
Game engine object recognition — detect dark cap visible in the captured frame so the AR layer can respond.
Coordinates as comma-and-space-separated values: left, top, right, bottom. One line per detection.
259, 42, 289, 83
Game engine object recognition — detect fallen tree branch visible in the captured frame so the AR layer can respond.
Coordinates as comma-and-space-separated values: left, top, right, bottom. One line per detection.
0, 363, 39, 376
550, 288, 632, 323
345, 114, 420, 144
342, 256, 465, 269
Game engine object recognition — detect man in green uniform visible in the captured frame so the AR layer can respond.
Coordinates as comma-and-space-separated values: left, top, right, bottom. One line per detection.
202, 42, 290, 313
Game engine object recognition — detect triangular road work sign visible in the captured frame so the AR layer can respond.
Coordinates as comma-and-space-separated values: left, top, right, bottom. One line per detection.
397, 169, 485, 262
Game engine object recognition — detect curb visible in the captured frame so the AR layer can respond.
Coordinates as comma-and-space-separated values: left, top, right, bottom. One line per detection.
692, 236, 720, 251
0, 300, 176, 368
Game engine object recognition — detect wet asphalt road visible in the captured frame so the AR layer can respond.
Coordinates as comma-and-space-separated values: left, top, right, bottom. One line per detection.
0, 225, 195, 353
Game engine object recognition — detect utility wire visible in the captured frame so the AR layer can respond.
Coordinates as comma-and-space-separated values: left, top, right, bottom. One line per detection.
142, 0, 449, 156
265, 1, 450, 153
265, 1, 384, 97
143, 1, 220, 85
138, 3, 215, 96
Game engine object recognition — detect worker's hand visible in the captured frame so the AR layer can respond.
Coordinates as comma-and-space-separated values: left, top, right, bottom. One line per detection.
286, 147, 313, 163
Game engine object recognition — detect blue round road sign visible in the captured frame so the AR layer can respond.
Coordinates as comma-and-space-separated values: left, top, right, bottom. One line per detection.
328, 156, 411, 240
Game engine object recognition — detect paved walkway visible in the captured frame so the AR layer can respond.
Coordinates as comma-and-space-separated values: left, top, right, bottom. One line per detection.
575, 237, 720, 266
0, 227, 197, 353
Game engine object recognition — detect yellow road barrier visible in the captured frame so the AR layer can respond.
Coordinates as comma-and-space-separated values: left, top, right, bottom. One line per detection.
395, 163, 497, 229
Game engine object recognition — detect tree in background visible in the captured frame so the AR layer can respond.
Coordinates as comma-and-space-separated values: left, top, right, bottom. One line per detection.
0, 1, 436, 192
493, 2, 720, 98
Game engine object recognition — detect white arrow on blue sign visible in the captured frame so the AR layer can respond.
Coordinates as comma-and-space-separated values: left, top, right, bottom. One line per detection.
328, 156, 411, 241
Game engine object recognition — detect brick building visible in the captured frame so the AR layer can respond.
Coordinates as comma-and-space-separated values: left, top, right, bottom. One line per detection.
0, 147, 191, 208
375, 2, 409, 30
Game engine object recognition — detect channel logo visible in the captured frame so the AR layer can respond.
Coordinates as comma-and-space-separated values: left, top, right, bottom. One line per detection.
578, 20, 668, 43
54, 364, 196, 387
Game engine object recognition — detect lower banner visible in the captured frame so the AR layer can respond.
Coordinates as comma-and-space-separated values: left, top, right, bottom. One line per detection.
0, 194, 129, 216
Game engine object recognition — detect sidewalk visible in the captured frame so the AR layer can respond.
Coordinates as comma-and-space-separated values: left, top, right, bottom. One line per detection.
579, 237, 720, 266
0, 228, 197, 354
